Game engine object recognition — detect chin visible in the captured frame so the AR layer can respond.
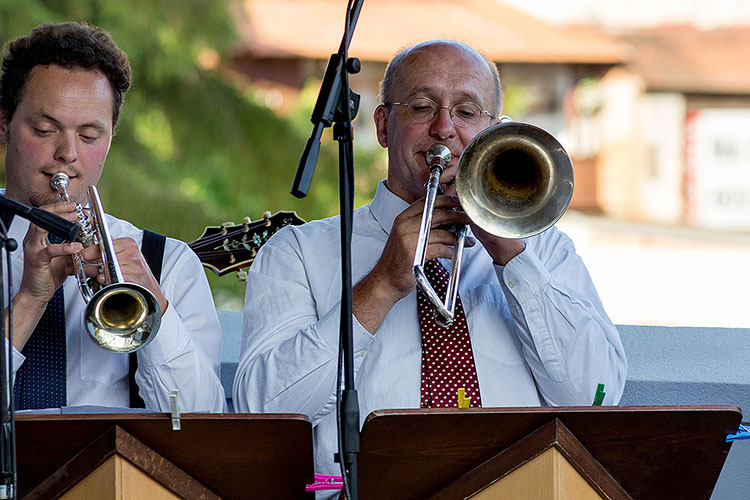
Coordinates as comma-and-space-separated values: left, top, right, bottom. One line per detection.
29, 192, 60, 208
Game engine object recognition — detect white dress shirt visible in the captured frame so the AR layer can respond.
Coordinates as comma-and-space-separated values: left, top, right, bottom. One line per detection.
233, 180, 627, 486
5, 213, 226, 412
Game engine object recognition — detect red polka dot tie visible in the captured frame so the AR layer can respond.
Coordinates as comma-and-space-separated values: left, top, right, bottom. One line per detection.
418, 259, 482, 408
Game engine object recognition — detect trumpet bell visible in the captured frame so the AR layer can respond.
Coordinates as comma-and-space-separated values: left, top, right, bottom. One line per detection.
85, 283, 162, 353
456, 122, 574, 239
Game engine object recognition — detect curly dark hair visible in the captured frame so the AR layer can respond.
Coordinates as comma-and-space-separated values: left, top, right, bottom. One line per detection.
0, 22, 131, 128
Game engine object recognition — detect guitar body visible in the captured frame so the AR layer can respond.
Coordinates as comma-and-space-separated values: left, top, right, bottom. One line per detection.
189, 211, 305, 277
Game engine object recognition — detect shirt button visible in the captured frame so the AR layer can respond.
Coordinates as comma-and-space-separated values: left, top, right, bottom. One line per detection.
508, 279, 518, 288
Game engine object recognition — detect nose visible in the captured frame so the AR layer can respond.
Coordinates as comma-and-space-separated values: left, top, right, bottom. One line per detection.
54, 132, 78, 164
429, 106, 456, 141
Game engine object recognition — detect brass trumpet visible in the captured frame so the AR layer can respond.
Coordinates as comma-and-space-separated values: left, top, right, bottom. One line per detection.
413, 121, 574, 326
51, 173, 161, 353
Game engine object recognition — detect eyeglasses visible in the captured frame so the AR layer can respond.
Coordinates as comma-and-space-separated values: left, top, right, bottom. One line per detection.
386, 97, 493, 127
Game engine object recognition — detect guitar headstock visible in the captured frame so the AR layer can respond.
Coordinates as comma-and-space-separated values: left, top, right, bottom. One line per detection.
189, 211, 305, 279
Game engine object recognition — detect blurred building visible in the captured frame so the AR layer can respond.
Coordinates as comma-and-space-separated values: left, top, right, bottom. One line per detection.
225, 0, 624, 210
225, 0, 750, 230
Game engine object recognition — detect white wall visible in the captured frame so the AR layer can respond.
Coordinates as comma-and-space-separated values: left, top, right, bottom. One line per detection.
497, 0, 750, 29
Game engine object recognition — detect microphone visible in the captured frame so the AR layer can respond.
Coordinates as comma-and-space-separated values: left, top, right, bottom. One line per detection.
0, 194, 80, 242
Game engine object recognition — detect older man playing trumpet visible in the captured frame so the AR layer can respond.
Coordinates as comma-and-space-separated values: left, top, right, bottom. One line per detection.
233, 39, 627, 491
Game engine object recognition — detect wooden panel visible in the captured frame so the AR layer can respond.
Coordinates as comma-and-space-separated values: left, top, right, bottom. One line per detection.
23, 425, 221, 500
119, 457, 182, 500
470, 441, 606, 500
59, 455, 184, 500
113, 428, 220, 500
427, 419, 629, 500
557, 448, 605, 500
359, 405, 741, 500
16, 413, 315, 500
59, 455, 117, 500
471, 448, 604, 500
473, 449, 556, 499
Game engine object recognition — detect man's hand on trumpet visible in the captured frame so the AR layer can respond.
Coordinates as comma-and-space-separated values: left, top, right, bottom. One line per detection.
438, 174, 526, 267
467, 223, 526, 267
352, 194, 474, 334
79, 237, 170, 314
7, 201, 82, 350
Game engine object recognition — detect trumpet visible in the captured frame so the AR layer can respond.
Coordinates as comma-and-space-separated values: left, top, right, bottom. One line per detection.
51, 173, 161, 353
413, 121, 574, 327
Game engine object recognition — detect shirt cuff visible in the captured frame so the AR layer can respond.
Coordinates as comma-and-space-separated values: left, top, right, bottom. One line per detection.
495, 246, 551, 303
4, 339, 26, 375
317, 301, 377, 358
135, 305, 191, 368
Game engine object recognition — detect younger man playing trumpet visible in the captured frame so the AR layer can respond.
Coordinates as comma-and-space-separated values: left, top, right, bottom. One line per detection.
233, 39, 627, 488
1, 22, 225, 411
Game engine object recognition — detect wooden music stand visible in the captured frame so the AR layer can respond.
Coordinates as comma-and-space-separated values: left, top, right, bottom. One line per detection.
15, 412, 315, 500
357, 405, 742, 500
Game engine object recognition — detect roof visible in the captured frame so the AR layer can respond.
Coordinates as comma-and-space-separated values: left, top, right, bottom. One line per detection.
232, 0, 625, 64
614, 25, 750, 94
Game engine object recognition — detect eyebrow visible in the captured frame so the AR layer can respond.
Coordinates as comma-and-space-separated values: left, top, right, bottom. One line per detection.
31, 112, 109, 134
406, 86, 484, 105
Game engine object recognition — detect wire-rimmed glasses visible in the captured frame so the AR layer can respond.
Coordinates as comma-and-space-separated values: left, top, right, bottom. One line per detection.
386, 97, 493, 127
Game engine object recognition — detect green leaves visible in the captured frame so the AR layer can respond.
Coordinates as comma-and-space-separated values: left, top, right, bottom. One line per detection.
0, 1, 382, 306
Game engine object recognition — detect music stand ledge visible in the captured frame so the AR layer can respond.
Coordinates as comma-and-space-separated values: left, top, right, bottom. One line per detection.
357, 405, 742, 500
15, 412, 315, 500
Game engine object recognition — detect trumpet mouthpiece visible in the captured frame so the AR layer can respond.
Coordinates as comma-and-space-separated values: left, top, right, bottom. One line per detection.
50, 173, 71, 201
51, 172, 70, 190
426, 144, 451, 168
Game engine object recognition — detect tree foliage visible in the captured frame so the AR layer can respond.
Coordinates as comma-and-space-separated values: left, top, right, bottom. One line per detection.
0, 0, 378, 307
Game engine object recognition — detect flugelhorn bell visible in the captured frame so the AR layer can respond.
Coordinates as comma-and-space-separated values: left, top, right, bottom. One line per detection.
456, 121, 574, 239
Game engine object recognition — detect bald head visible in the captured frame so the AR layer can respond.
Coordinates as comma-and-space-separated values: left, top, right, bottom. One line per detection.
379, 40, 502, 116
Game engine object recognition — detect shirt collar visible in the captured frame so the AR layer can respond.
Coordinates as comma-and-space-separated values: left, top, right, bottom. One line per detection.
369, 180, 410, 235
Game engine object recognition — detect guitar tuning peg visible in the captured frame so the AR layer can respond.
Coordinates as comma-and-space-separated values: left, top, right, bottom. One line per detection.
222, 222, 235, 227
235, 269, 248, 282
262, 211, 272, 227
243, 216, 252, 224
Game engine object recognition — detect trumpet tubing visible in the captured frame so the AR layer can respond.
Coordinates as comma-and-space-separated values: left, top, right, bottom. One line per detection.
413, 121, 574, 326
412, 144, 466, 327
51, 173, 162, 353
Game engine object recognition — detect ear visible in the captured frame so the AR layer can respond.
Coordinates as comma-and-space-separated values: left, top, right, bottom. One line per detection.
374, 104, 389, 148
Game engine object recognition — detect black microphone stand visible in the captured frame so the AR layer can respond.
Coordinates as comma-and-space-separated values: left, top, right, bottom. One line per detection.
0, 199, 78, 499
0, 217, 17, 500
291, 2, 364, 498
0, 195, 80, 243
